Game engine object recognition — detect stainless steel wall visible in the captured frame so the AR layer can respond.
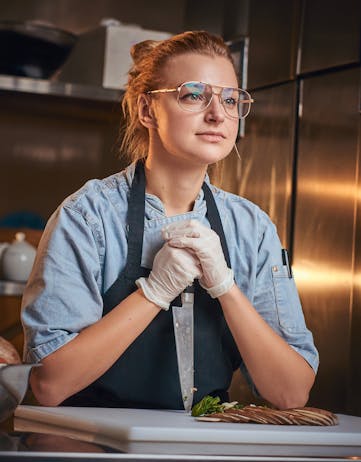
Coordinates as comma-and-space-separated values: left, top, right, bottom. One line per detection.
293, 68, 361, 413
0, 93, 123, 221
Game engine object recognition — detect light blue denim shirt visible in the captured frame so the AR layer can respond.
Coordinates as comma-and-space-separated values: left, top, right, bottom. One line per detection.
21, 162, 319, 383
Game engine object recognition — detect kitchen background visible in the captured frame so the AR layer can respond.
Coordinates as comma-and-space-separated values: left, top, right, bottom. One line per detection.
0, 0, 360, 416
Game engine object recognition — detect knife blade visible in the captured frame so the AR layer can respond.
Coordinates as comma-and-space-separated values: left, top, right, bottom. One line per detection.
172, 285, 194, 413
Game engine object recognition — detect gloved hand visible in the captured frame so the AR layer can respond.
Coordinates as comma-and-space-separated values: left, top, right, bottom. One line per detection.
135, 242, 202, 310
162, 220, 234, 298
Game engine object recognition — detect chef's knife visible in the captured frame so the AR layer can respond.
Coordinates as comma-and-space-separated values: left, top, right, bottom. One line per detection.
172, 285, 194, 413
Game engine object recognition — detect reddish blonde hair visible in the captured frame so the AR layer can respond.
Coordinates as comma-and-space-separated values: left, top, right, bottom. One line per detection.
120, 30, 236, 165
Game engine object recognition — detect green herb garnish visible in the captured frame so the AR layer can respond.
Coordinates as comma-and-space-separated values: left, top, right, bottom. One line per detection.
191, 395, 244, 417
191, 395, 223, 416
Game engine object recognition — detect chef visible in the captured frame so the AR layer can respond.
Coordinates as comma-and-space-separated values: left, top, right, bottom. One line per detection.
21, 30, 319, 410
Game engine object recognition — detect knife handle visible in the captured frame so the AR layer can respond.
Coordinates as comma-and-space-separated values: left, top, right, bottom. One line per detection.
181, 285, 194, 306
184, 285, 195, 294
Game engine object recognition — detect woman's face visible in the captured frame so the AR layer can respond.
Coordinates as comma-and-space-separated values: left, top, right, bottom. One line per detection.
146, 53, 239, 168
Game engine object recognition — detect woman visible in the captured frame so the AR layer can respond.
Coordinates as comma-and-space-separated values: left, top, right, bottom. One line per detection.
21, 31, 318, 410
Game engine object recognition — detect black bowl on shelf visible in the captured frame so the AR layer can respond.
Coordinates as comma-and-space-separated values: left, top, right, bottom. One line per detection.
0, 20, 77, 79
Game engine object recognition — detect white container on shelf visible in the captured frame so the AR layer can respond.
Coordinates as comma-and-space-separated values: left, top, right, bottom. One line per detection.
1, 232, 36, 282
57, 20, 171, 90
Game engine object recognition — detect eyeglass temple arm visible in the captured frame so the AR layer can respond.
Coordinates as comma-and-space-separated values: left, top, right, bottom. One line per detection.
147, 88, 177, 94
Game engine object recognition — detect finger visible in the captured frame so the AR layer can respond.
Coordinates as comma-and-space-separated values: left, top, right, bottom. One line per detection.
162, 220, 191, 233
163, 228, 200, 240
172, 253, 202, 280
162, 223, 193, 240
163, 219, 206, 236
162, 222, 211, 241
167, 236, 204, 252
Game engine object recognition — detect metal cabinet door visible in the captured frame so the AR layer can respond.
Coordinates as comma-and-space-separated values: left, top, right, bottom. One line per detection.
299, 0, 361, 74
247, 0, 301, 88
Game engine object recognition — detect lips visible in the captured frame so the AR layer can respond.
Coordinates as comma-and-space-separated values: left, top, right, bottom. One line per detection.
196, 131, 226, 143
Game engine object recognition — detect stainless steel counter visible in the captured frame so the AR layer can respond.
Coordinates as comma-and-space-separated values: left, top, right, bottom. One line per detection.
0, 430, 359, 462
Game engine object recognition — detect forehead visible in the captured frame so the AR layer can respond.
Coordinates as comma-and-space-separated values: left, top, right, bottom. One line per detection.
160, 53, 238, 88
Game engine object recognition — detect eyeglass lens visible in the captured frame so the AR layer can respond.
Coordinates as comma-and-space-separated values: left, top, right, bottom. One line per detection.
178, 82, 251, 119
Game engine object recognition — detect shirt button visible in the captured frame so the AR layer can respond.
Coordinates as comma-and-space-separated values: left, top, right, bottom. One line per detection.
272, 265, 278, 272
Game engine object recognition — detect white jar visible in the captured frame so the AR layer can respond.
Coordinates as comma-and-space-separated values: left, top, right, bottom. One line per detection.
0, 243, 9, 260
1, 232, 36, 282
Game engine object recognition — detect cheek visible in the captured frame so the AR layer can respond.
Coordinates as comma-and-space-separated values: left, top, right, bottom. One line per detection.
157, 105, 186, 130
167, 115, 195, 138
228, 120, 239, 141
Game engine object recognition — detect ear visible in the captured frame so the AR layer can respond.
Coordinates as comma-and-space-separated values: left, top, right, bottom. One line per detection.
138, 94, 158, 129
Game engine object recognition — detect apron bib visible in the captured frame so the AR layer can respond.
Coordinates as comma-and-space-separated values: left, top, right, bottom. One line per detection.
63, 162, 241, 408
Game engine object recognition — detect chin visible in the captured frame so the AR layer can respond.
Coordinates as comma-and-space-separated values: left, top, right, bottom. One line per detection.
197, 147, 232, 164
173, 144, 233, 167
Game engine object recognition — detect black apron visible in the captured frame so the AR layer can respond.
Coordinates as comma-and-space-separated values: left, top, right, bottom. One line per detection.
63, 162, 241, 408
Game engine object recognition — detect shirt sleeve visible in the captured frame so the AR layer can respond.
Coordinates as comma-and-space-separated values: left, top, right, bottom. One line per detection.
251, 212, 319, 374
21, 205, 104, 363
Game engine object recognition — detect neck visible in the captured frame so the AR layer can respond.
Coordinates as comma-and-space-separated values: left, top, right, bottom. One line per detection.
144, 155, 207, 217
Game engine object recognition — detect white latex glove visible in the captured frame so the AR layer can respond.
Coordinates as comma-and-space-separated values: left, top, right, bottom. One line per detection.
162, 220, 234, 298
135, 242, 202, 310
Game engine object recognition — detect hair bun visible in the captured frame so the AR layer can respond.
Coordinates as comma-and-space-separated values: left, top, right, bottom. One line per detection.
131, 39, 160, 65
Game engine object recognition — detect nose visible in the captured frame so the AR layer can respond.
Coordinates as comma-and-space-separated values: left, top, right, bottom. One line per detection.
204, 92, 225, 123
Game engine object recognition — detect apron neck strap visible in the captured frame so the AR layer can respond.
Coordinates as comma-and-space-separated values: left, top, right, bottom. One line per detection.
201, 182, 231, 268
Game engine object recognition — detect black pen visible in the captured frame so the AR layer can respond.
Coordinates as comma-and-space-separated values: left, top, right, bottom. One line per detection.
282, 249, 293, 278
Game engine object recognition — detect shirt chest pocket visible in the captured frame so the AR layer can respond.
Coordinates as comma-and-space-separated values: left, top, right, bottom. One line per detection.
271, 264, 307, 334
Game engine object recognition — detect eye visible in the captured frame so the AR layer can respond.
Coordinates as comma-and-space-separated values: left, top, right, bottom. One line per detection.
179, 82, 208, 105
180, 91, 206, 103
223, 97, 237, 107
222, 88, 240, 108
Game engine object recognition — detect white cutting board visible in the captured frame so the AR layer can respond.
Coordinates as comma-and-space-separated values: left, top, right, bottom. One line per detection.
14, 405, 361, 457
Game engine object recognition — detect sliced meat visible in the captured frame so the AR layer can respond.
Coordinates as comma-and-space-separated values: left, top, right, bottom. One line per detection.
196, 404, 338, 426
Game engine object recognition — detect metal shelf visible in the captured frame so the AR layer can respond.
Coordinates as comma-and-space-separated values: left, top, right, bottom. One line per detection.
0, 280, 26, 296
0, 74, 123, 102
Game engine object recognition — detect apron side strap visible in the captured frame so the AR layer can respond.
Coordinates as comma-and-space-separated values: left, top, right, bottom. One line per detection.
125, 161, 146, 277
102, 276, 133, 311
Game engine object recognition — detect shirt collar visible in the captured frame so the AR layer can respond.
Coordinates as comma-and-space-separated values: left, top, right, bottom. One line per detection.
125, 162, 209, 214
